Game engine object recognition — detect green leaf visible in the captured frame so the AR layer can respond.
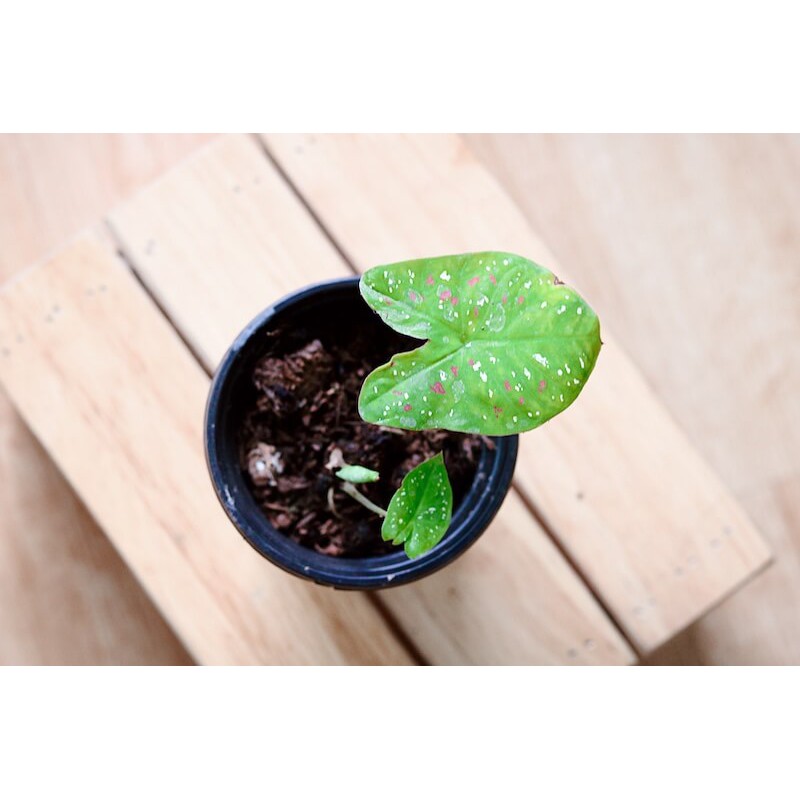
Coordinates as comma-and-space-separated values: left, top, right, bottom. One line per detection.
358, 252, 602, 435
381, 453, 453, 559
335, 465, 380, 484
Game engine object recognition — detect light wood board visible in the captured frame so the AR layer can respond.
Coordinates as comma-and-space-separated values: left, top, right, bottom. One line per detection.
0, 396, 191, 665
108, 133, 634, 664
261, 133, 772, 654
108, 135, 347, 370
0, 234, 413, 665
0, 133, 214, 664
466, 133, 800, 664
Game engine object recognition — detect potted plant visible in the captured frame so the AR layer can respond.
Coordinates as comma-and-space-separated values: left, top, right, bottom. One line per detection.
205, 252, 601, 588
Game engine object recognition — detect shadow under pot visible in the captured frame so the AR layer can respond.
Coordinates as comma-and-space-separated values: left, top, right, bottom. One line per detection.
204, 277, 518, 589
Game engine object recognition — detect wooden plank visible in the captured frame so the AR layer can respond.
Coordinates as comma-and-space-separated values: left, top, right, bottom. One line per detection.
381, 491, 630, 665
0, 391, 192, 665
0, 234, 413, 665
0, 134, 217, 283
260, 133, 772, 653
466, 133, 800, 664
107, 135, 344, 370
0, 134, 213, 664
109, 133, 635, 664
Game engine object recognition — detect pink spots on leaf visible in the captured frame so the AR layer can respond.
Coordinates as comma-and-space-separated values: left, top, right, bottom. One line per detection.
431, 382, 446, 395
493, 406, 503, 418
383, 298, 393, 306
503, 380, 512, 392
450, 366, 459, 377
440, 289, 452, 301
473, 307, 479, 318
408, 290, 418, 302
392, 390, 403, 397
426, 275, 435, 286
403, 403, 413, 412
518, 397, 524, 405
468, 358, 475, 367
502, 294, 508, 305
468, 276, 480, 287
538, 379, 547, 393
517, 296, 524, 305
450, 296, 459, 307
489, 274, 497, 285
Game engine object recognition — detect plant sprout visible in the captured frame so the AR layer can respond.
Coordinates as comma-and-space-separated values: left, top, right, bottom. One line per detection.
335, 251, 601, 559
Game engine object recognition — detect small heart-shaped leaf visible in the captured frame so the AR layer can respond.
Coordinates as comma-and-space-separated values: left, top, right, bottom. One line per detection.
358, 252, 602, 435
335, 465, 380, 484
381, 453, 453, 559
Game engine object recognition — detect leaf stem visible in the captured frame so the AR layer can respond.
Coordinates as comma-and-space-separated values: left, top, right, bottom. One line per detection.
341, 481, 387, 518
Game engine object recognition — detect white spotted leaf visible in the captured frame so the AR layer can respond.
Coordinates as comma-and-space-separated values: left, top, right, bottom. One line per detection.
359, 252, 601, 435
382, 453, 453, 559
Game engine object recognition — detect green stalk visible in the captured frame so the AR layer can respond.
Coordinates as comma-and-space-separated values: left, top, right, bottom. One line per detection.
341, 481, 387, 518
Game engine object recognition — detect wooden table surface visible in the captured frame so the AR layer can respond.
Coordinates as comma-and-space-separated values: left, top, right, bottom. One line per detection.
0, 134, 794, 665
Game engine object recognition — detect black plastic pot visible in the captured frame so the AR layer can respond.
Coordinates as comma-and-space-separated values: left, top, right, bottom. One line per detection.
204, 277, 518, 589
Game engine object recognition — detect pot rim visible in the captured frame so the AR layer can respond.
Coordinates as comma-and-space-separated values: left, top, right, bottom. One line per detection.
204, 276, 518, 589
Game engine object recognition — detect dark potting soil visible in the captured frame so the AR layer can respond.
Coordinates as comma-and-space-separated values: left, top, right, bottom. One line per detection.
237, 317, 485, 558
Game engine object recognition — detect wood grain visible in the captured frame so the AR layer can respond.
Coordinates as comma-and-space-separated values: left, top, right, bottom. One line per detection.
0, 134, 217, 283
0, 234, 413, 665
466, 133, 800, 664
108, 135, 347, 369
0, 394, 191, 665
381, 491, 631, 665
261, 133, 772, 654
108, 134, 634, 664
0, 133, 214, 664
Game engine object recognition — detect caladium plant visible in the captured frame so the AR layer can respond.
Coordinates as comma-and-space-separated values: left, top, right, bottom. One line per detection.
338, 251, 601, 560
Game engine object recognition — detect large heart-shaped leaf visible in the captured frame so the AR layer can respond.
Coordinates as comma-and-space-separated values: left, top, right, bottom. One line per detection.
358, 252, 602, 435
381, 453, 453, 558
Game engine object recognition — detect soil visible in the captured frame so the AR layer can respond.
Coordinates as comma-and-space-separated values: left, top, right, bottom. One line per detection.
237, 315, 485, 558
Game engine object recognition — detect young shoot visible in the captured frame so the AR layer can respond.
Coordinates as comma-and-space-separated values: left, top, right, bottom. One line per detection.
332, 455, 452, 557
